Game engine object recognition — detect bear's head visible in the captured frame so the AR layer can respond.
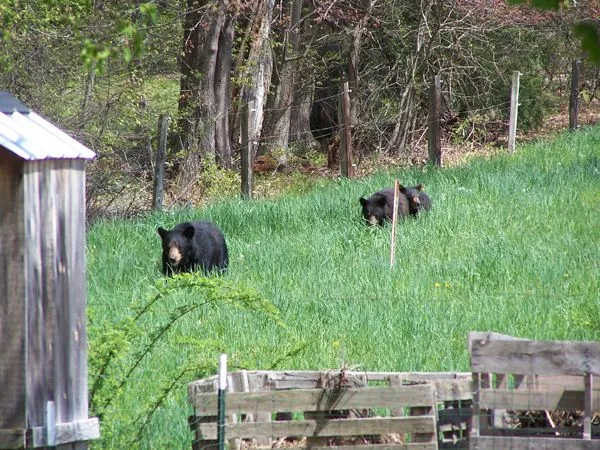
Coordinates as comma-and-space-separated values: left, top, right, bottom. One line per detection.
359, 195, 388, 226
399, 184, 424, 215
157, 224, 196, 270
400, 184, 422, 203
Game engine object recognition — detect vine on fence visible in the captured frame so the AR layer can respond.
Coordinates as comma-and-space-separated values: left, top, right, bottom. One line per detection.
88, 273, 304, 449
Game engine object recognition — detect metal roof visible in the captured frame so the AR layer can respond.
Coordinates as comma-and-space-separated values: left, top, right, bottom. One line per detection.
0, 91, 96, 160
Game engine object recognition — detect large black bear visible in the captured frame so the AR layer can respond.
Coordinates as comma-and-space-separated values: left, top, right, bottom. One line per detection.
157, 221, 229, 276
359, 188, 409, 226
399, 184, 432, 216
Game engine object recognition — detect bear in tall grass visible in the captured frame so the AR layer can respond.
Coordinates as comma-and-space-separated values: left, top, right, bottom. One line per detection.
359, 188, 409, 226
399, 184, 432, 216
157, 221, 229, 276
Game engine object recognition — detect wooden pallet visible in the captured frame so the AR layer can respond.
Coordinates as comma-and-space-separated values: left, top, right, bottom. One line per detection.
188, 370, 472, 450
469, 331, 600, 450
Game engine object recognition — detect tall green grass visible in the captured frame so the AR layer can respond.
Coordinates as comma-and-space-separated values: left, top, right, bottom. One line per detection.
87, 126, 600, 449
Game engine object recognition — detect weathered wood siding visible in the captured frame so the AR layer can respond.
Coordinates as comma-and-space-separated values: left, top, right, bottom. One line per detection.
0, 156, 96, 449
23, 159, 90, 444
0, 151, 27, 437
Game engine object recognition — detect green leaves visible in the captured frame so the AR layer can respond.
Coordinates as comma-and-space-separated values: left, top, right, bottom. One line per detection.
574, 22, 600, 65
140, 2, 158, 23
81, 39, 112, 74
80, 2, 159, 72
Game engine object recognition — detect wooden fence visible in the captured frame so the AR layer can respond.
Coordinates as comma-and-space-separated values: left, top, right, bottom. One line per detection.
188, 333, 600, 450
469, 331, 600, 450
188, 370, 472, 450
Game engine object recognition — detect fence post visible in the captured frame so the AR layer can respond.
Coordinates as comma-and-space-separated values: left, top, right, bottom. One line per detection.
241, 99, 255, 199
152, 114, 169, 211
390, 179, 400, 267
569, 59, 581, 132
428, 74, 442, 166
508, 71, 521, 153
339, 81, 355, 177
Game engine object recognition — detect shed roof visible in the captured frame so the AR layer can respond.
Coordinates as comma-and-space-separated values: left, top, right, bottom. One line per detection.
0, 91, 96, 160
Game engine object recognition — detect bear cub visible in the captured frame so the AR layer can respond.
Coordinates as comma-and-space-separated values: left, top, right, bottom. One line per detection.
157, 221, 229, 276
399, 184, 432, 216
359, 188, 409, 226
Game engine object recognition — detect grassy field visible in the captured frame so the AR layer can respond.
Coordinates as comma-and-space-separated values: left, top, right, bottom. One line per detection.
87, 126, 600, 449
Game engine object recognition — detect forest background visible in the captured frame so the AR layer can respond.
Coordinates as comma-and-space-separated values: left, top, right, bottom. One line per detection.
1, 0, 599, 219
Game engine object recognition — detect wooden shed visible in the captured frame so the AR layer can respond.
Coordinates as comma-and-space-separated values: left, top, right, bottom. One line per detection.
0, 92, 99, 449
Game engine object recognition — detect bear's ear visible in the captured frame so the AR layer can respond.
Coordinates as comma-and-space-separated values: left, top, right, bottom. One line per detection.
399, 184, 407, 193
359, 197, 367, 207
183, 225, 195, 239
157, 227, 168, 240
416, 184, 423, 191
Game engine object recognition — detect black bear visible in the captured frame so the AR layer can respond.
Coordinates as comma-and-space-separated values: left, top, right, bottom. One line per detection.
359, 188, 409, 226
157, 221, 229, 276
399, 184, 432, 216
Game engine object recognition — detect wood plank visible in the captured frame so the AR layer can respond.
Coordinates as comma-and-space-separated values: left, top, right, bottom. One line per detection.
470, 340, 600, 376
438, 422, 468, 433
468, 331, 523, 353
198, 417, 436, 440
24, 162, 50, 429
281, 444, 437, 450
31, 418, 100, 447
471, 373, 484, 439
584, 373, 593, 440
64, 162, 89, 422
389, 376, 405, 417
0, 152, 26, 431
471, 436, 600, 450
227, 372, 244, 450
189, 371, 471, 392
304, 411, 330, 448
192, 385, 435, 415
0, 428, 26, 449
535, 375, 587, 390
409, 406, 435, 444
432, 379, 472, 402
481, 425, 600, 436
190, 415, 218, 450
480, 387, 600, 411
247, 371, 274, 447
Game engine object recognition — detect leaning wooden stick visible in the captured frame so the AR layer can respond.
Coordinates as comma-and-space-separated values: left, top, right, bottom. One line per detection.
390, 179, 400, 267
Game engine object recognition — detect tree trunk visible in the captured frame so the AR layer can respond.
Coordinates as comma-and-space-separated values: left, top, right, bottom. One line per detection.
177, 0, 230, 191
347, 22, 364, 126
289, 78, 315, 147
215, 14, 235, 168
178, 0, 202, 155
261, 0, 303, 157
79, 65, 96, 129
237, 0, 274, 162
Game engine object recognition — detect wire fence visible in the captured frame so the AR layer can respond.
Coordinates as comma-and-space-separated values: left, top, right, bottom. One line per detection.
85, 63, 600, 221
